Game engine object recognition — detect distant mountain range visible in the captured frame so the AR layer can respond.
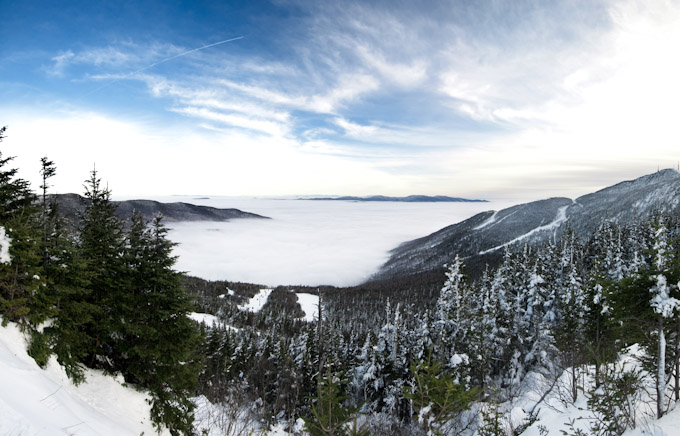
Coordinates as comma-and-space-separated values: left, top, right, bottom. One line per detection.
302, 195, 487, 202
372, 169, 680, 283
52, 193, 269, 224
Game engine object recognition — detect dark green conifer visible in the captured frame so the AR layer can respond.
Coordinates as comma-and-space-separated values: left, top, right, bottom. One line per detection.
123, 212, 201, 435
78, 168, 126, 369
305, 365, 365, 436
43, 196, 95, 383
0, 127, 43, 323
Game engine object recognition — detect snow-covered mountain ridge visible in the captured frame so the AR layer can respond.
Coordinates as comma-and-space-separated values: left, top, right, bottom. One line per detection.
374, 169, 680, 281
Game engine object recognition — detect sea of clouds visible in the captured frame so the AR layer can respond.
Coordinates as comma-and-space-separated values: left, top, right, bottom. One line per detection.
130, 196, 520, 287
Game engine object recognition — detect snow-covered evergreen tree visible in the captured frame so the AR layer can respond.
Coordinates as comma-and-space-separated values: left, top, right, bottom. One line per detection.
648, 216, 680, 418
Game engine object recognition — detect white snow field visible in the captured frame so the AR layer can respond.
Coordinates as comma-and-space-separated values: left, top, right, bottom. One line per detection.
188, 312, 241, 332
510, 347, 680, 436
238, 288, 273, 312
188, 311, 221, 326
0, 319, 168, 436
295, 292, 319, 322
479, 205, 569, 255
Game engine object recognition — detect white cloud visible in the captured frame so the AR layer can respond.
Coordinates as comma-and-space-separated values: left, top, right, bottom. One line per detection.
333, 117, 378, 137
1, 109, 406, 197
354, 44, 427, 87
47, 46, 142, 77
216, 72, 379, 115
12, 0, 680, 202
173, 106, 290, 137
48, 51, 75, 77
164, 198, 508, 286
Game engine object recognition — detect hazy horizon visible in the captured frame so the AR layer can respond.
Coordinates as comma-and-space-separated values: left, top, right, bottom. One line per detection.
3, 0, 679, 201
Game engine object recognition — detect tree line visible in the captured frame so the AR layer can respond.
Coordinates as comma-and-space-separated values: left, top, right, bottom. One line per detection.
0, 126, 200, 435
194, 204, 680, 435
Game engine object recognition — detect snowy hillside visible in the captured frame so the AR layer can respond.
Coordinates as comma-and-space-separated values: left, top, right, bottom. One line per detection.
6, 311, 680, 436
375, 169, 680, 281
0, 320, 168, 436
503, 348, 680, 436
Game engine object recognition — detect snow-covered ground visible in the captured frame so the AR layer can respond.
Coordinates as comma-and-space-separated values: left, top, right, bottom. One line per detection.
295, 292, 319, 322
189, 312, 221, 326
0, 226, 11, 264
239, 288, 273, 313
5, 313, 680, 436
0, 319, 167, 436
509, 347, 680, 436
189, 312, 240, 332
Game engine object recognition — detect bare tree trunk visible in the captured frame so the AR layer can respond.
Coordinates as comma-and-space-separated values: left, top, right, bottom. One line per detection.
594, 316, 602, 389
675, 356, 679, 402
571, 359, 578, 403
317, 290, 324, 377
657, 320, 666, 419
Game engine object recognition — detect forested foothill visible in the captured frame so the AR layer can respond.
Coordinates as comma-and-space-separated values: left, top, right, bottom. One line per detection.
191, 212, 680, 436
2, 124, 680, 436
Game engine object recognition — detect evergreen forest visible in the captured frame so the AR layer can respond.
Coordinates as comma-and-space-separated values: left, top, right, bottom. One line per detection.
2, 125, 680, 435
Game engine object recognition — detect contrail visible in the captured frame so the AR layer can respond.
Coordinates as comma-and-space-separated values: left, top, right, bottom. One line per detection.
133, 36, 244, 74
85, 36, 244, 95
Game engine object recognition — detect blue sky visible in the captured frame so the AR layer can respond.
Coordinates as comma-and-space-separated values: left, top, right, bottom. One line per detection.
1, 0, 679, 199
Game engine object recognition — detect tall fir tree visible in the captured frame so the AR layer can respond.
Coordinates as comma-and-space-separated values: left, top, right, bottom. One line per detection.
78, 168, 126, 369
42, 196, 95, 382
647, 215, 680, 418
123, 212, 201, 435
0, 127, 43, 323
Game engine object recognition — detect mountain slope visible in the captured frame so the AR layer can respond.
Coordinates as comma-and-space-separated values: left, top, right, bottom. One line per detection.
53, 193, 269, 224
373, 169, 680, 282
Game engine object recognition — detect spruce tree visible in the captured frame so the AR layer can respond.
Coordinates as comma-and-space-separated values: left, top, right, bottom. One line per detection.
42, 197, 95, 382
404, 351, 478, 436
435, 255, 470, 368
305, 365, 364, 436
555, 247, 587, 402
123, 212, 201, 435
647, 216, 679, 418
0, 127, 43, 323
78, 168, 126, 369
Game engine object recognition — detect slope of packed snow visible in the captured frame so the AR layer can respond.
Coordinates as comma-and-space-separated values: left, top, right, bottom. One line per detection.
479, 205, 568, 255
0, 320, 168, 436
295, 293, 319, 322
473, 211, 499, 230
239, 288, 273, 313
189, 312, 240, 332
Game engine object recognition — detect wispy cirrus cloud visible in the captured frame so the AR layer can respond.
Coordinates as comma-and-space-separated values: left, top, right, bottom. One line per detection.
47, 45, 145, 77
172, 106, 290, 137
9, 0, 680, 199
